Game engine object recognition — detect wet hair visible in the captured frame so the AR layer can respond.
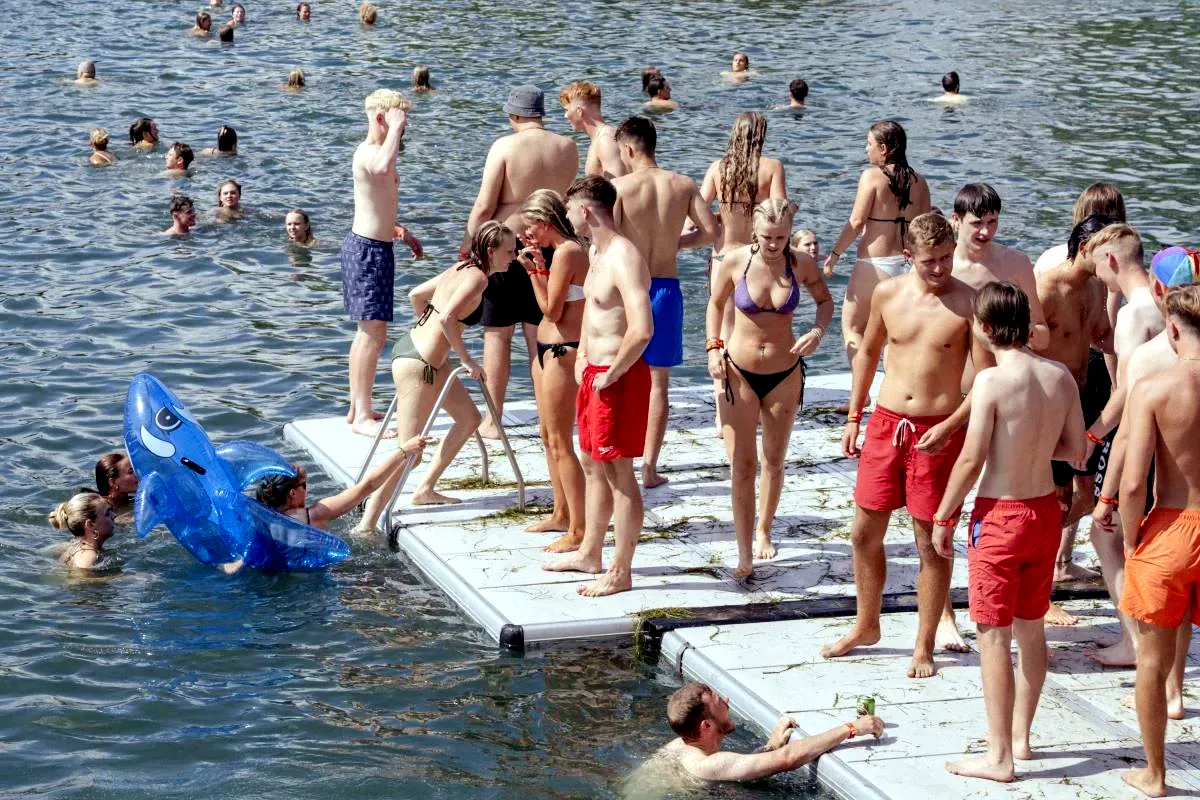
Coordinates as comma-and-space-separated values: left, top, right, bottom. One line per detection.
1067, 213, 1117, 261
129, 117, 155, 145
169, 142, 194, 169
463, 221, 513, 274
522, 189, 581, 245
667, 683, 714, 740
560, 80, 601, 108
287, 68, 306, 89
792, 228, 816, 248
216, 125, 237, 152
49, 492, 109, 538
733, 51, 749, 68
217, 179, 242, 208
953, 183, 1002, 220
196, 10, 211, 28
287, 208, 313, 240
868, 121, 917, 211
1073, 182, 1125, 224
641, 66, 663, 94
218, 23, 234, 41
615, 116, 656, 155
718, 112, 767, 211
78, 59, 96, 79
359, 3, 377, 24
257, 465, 306, 509
90, 127, 109, 149
364, 88, 410, 115
1164, 285, 1200, 335
644, 75, 667, 99
95, 453, 128, 500
412, 65, 432, 91
231, 3, 245, 16
975, 281, 1030, 348
904, 212, 955, 252
1083, 223, 1144, 266
788, 79, 808, 103
753, 197, 798, 230
566, 174, 618, 215
296, 2, 310, 17
169, 195, 194, 216
942, 71, 960, 93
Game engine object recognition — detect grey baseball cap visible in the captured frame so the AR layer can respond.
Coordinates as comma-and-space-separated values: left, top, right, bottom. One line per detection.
503, 84, 545, 118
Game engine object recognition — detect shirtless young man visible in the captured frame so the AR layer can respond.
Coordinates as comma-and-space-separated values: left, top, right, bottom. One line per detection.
460, 85, 579, 438
560, 81, 626, 180
163, 142, 193, 177
1033, 214, 1115, 627
163, 195, 196, 236
932, 282, 1085, 784
342, 89, 421, 438
823, 213, 989, 678
1114, 285, 1200, 798
611, 116, 717, 488
631, 682, 883, 790
74, 59, 98, 86
543, 176, 652, 597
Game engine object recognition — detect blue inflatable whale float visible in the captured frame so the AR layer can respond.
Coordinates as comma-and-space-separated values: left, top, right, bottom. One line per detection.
123, 372, 350, 571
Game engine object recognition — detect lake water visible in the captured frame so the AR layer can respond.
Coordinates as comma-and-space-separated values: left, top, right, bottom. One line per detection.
3, 0, 1198, 796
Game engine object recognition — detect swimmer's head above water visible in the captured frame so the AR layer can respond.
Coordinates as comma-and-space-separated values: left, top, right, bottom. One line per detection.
167, 195, 196, 233
257, 464, 307, 510
195, 11, 212, 31
95, 452, 138, 504
731, 51, 749, 73
286, 208, 313, 243
942, 71, 960, 94
793, 228, 818, 259
641, 66, 662, 94
90, 127, 110, 151
667, 683, 735, 743
287, 68, 306, 89
230, 3, 245, 24
49, 492, 115, 543
129, 117, 158, 146
412, 65, 432, 92
218, 23, 234, 42
76, 59, 96, 81
165, 142, 194, 171
359, 3, 377, 25
217, 179, 242, 210
645, 75, 671, 101
215, 124, 237, 154
788, 78, 808, 106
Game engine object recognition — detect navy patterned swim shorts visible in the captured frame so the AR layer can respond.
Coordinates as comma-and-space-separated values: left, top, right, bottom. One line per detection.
340, 231, 395, 321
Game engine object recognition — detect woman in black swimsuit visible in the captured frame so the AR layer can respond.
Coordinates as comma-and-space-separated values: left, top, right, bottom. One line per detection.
707, 199, 834, 578
519, 190, 590, 551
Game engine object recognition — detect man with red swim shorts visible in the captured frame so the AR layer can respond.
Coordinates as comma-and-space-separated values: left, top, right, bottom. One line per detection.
1113, 285, 1200, 798
822, 213, 991, 679
543, 175, 653, 598
932, 282, 1085, 784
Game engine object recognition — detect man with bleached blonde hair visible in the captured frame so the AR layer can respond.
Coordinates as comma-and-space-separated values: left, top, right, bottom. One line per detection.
561, 81, 626, 179
342, 88, 423, 439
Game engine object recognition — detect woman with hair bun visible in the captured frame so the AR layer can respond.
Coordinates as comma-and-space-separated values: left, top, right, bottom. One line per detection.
50, 492, 115, 568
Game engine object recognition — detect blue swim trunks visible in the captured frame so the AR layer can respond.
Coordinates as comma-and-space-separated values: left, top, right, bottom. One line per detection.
341, 231, 395, 322
644, 277, 683, 368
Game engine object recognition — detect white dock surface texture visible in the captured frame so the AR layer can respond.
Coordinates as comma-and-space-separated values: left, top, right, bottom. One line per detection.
661, 605, 1200, 799
285, 370, 1107, 648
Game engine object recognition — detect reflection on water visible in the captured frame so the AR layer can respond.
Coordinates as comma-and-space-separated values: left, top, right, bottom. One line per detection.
4, 0, 1199, 796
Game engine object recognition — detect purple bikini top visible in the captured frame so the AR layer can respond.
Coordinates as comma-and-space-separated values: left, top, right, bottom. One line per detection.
733, 245, 800, 315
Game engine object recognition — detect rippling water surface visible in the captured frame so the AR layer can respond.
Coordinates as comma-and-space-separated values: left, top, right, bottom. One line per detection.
3, 0, 1199, 796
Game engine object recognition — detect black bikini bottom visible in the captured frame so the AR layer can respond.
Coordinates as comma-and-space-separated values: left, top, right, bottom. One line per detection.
536, 340, 580, 368
724, 354, 807, 406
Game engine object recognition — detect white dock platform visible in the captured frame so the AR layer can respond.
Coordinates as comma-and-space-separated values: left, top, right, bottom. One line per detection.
660, 602, 1200, 799
283, 372, 1101, 649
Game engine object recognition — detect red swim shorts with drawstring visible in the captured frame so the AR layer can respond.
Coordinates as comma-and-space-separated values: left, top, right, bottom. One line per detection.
967, 492, 1062, 627
577, 359, 651, 462
853, 404, 966, 521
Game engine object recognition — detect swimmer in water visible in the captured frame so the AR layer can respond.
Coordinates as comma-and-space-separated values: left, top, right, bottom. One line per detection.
722, 51, 754, 82
218, 23, 234, 42
163, 142, 193, 177
164, 195, 196, 236
95, 452, 138, 507
412, 65, 433, 92
130, 117, 158, 151
284, 68, 306, 91
643, 74, 677, 111
641, 66, 662, 94
199, 125, 237, 157
50, 492, 115, 569
74, 59, 98, 86
628, 682, 883, 793
210, 0, 222, 7
89, 128, 117, 166
191, 10, 212, 36
793, 228, 820, 263
934, 70, 967, 105
359, 3, 377, 24
256, 435, 432, 530
296, 2, 311, 21
230, 3, 245, 25
215, 179, 243, 223
286, 208, 316, 245
788, 78, 808, 109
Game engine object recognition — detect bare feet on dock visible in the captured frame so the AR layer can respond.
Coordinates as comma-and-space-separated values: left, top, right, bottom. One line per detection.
577, 570, 632, 597
820, 625, 880, 659
542, 552, 602, 574
525, 515, 569, 533
1092, 637, 1136, 667
1013, 738, 1033, 761
478, 416, 502, 440
544, 531, 584, 553
907, 649, 937, 678
1121, 691, 1185, 720
734, 561, 754, 580
1044, 603, 1079, 626
936, 613, 971, 653
350, 418, 396, 439
945, 755, 1015, 783
1054, 559, 1103, 586
1120, 768, 1167, 797
753, 533, 777, 561
642, 468, 669, 489
410, 488, 461, 506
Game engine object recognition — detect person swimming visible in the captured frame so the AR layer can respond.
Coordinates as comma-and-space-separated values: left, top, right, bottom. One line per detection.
788, 78, 808, 108
296, 2, 311, 21
95, 452, 138, 506
286, 208, 315, 245
412, 65, 433, 92
199, 125, 237, 157
359, 3, 377, 24
935, 70, 967, 104
74, 59, 98, 86
723, 51, 755, 82
284, 68, 306, 91
644, 74, 677, 111
164, 195, 196, 236
192, 10, 212, 36
89, 128, 117, 166
163, 142, 194, 177
793, 228, 820, 263
129, 117, 158, 151
50, 492, 115, 569
216, 179, 243, 222
230, 3, 246, 25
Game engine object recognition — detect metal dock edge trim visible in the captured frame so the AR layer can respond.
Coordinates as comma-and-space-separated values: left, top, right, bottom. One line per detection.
661, 631, 889, 800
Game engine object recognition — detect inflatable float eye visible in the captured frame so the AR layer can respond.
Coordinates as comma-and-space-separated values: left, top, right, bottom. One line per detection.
174, 404, 197, 425
155, 407, 182, 432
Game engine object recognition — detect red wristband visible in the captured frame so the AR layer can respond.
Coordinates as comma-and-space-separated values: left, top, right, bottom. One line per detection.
1098, 495, 1119, 507
932, 516, 957, 528
844, 722, 857, 739
846, 412, 862, 423
1087, 430, 1105, 445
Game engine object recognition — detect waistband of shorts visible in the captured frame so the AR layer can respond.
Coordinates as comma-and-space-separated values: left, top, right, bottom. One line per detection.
650, 276, 681, 288
345, 230, 392, 246
857, 255, 907, 267
1144, 508, 1200, 526
973, 492, 1059, 514
584, 362, 611, 376
871, 403, 952, 427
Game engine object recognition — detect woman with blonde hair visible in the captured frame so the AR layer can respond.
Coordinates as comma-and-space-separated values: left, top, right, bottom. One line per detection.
707, 198, 833, 577
285, 68, 306, 90
50, 492, 115, 568
89, 128, 117, 166
518, 189, 589, 551
412, 65, 433, 92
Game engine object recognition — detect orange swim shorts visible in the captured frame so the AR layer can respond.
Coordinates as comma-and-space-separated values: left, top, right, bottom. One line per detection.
1120, 508, 1200, 628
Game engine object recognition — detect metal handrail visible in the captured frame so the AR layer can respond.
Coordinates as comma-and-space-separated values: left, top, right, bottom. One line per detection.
355, 393, 489, 487
364, 366, 524, 536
